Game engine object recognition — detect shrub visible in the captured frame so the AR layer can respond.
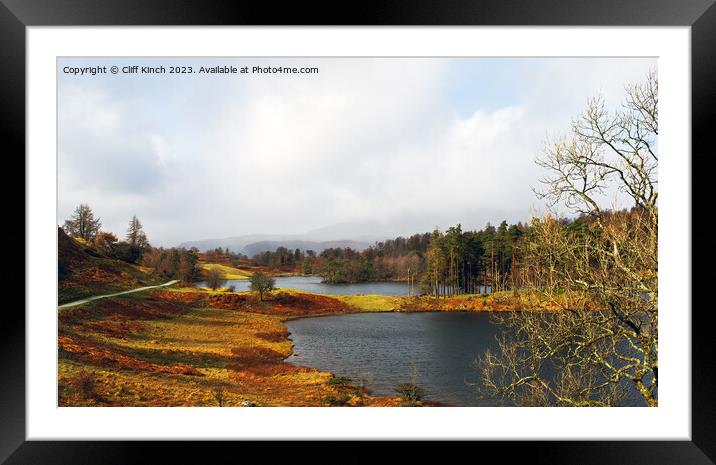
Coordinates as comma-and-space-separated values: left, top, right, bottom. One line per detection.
213, 384, 225, 407
93, 231, 118, 255
206, 268, 226, 290
323, 393, 351, 406
395, 382, 425, 406
113, 241, 142, 263
72, 370, 100, 401
327, 375, 352, 387
226, 285, 236, 292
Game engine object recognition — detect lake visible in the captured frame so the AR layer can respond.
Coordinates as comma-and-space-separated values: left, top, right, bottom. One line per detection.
286, 312, 502, 406
287, 312, 647, 407
196, 275, 491, 297
197, 275, 412, 296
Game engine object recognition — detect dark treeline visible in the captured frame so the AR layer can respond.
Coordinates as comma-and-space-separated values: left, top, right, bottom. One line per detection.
372, 233, 431, 257
248, 214, 634, 297
427, 222, 528, 296
251, 222, 534, 295
141, 247, 200, 283
315, 247, 405, 284
415, 215, 630, 297
64, 204, 632, 294
253, 247, 316, 273
203, 247, 249, 266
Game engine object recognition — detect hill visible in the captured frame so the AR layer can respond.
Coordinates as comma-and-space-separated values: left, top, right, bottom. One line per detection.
58, 228, 164, 304
199, 263, 252, 280
177, 234, 286, 253
178, 234, 369, 255
242, 240, 369, 257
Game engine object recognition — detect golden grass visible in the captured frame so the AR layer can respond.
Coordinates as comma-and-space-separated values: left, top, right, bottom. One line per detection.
58, 292, 396, 407
207, 289, 355, 317
334, 294, 402, 312
396, 289, 589, 312
201, 263, 252, 280
58, 285, 566, 407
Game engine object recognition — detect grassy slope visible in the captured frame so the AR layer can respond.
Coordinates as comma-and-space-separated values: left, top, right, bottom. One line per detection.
332, 290, 567, 313
57, 282, 565, 407
334, 294, 403, 311
58, 228, 164, 304
200, 263, 253, 280
396, 290, 568, 312
58, 288, 403, 407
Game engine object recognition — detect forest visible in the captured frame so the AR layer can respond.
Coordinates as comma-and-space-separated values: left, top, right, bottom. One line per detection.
62, 201, 643, 301
251, 218, 563, 295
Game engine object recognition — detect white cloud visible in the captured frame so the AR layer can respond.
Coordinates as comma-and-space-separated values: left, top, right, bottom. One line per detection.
58, 58, 656, 246
58, 84, 169, 194
148, 134, 171, 166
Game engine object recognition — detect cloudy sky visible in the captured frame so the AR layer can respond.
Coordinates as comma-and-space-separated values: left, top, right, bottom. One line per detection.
58, 57, 655, 247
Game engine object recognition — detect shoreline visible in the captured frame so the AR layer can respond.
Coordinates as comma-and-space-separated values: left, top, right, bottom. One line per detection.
57, 285, 577, 407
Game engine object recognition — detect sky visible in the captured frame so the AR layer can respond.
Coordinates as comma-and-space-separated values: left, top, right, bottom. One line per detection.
58, 57, 656, 247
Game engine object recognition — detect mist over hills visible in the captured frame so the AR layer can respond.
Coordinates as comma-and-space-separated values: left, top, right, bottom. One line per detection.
177, 234, 292, 254
176, 210, 526, 256
242, 240, 370, 257
176, 236, 370, 256
176, 233, 376, 256
176, 221, 396, 254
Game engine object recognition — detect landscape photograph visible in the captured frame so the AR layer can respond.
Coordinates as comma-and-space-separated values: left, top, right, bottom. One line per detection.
57, 57, 658, 407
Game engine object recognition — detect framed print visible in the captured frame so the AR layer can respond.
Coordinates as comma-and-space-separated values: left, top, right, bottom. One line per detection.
3, 0, 715, 463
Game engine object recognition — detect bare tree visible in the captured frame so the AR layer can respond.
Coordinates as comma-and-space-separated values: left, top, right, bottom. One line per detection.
63, 204, 102, 241
478, 70, 658, 407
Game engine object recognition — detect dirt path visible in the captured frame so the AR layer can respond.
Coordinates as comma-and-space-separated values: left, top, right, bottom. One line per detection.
58, 280, 179, 309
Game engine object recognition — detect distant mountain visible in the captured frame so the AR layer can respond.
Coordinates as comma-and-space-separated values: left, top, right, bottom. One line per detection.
177, 234, 289, 253
242, 240, 369, 257
176, 209, 525, 254
175, 220, 419, 253
177, 234, 370, 256
302, 221, 394, 243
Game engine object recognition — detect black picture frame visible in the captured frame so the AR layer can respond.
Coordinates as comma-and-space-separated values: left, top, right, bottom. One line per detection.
2, 0, 713, 463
